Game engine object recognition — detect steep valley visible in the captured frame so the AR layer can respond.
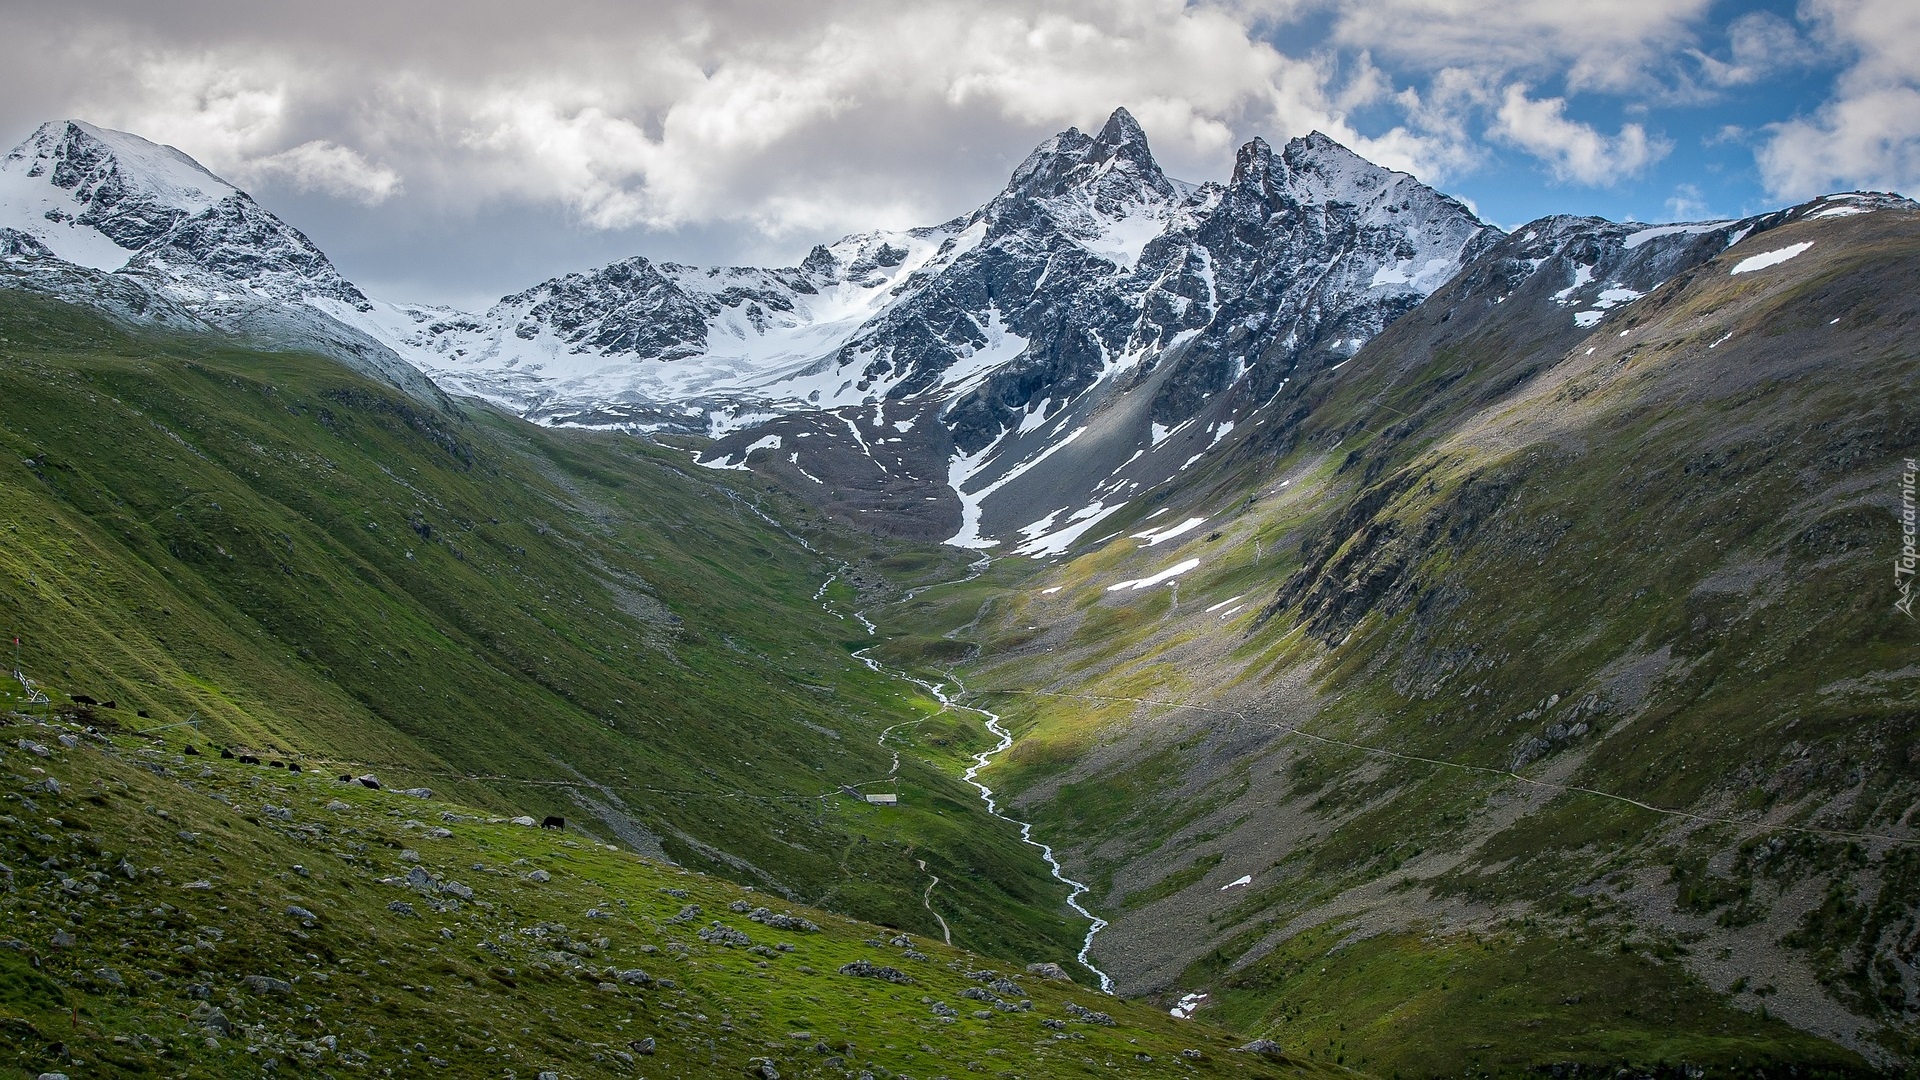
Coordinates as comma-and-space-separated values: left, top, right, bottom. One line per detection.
0, 110, 1917, 1079
956, 196, 1920, 1073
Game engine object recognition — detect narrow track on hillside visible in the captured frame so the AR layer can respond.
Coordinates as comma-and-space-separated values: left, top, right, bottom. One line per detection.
978, 688, 1920, 850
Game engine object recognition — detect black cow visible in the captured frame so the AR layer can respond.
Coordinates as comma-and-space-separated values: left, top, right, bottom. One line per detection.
220, 748, 235, 759
70, 694, 98, 706
238, 754, 260, 765
183, 745, 199, 756
541, 816, 565, 830
338, 774, 353, 782
288, 763, 302, 774
358, 777, 380, 789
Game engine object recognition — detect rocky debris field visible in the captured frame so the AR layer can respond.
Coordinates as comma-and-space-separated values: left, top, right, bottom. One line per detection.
0, 708, 1332, 1078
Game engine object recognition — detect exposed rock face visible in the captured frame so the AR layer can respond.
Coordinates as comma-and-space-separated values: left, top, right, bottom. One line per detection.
355, 108, 1497, 543
5, 112, 1884, 550
0, 120, 438, 402
1, 120, 367, 307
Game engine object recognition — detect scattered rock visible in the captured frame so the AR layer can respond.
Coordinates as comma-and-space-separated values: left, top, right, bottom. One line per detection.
614, 968, 653, 986
1064, 1001, 1115, 1026
324, 800, 352, 811
1026, 961, 1074, 982
287, 905, 319, 924
509, 816, 537, 826
629, 1037, 656, 1055
526, 870, 550, 883
744, 1057, 780, 1079
1235, 1038, 1287, 1058
50, 930, 74, 949
439, 881, 474, 901
401, 787, 433, 799
837, 959, 913, 984
193, 1000, 237, 1036
747, 907, 819, 932
261, 804, 293, 821
16, 739, 49, 757
698, 924, 753, 947
243, 974, 294, 996
406, 866, 438, 892
388, 900, 417, 917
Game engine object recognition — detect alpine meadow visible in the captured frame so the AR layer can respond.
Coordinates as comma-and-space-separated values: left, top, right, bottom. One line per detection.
1, 6, 1918, 1077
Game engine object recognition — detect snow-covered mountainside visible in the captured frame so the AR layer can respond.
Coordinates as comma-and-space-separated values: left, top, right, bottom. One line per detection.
3, 113, 1884, 548
0, 120, 437, 400
337, 109, 1507, 542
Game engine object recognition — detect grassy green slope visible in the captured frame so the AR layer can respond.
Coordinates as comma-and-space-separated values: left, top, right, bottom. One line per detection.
0, 717, 1335, 1079
950, 207, 1919, 1072
0, 287, 1083, 967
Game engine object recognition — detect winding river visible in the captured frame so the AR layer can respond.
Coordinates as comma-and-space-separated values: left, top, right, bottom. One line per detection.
830, 558, 1116, 993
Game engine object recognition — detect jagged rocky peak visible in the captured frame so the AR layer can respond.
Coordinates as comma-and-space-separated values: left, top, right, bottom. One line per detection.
0, 118, 368, 308
0, 119, 236, 268
998, 106, 1180, 211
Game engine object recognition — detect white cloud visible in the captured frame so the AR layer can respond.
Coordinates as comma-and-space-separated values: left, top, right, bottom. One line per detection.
1, 0, 1491, 240
1690, 11, 1814, 87
246, 141, 403, 205
1665, 182, 1710, 220
1319, 0, 1718, 94
1755, 0, 1920, 200
1492, 83, 1669, 185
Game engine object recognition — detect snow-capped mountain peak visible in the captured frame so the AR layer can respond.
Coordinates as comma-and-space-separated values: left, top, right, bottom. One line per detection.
0, 120, 236, 270
989, 107, 1187, 270
0, 119, 367, 309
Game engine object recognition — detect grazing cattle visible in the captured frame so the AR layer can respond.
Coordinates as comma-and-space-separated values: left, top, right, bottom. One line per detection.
269, 761, 286, 769
288, 763, 301, 774
137, 709, 150, 718
338, 774, 353, 782
541, 816, 565, 830
220, 748, 235, 760
71, 694, 99, 706
238, 754, 260, 765
101, 700, 116, 709
184, 745, 199, 756
358, 776, 380, 789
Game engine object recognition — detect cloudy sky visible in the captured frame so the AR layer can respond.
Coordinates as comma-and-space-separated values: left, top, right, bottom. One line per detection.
4, 0, 1914, 308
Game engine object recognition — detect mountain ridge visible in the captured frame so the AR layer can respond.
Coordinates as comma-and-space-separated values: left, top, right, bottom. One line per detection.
4, 111, 1874, 553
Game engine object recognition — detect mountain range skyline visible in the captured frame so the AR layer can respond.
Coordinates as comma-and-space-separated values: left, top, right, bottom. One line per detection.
3, 1, 1913, 309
